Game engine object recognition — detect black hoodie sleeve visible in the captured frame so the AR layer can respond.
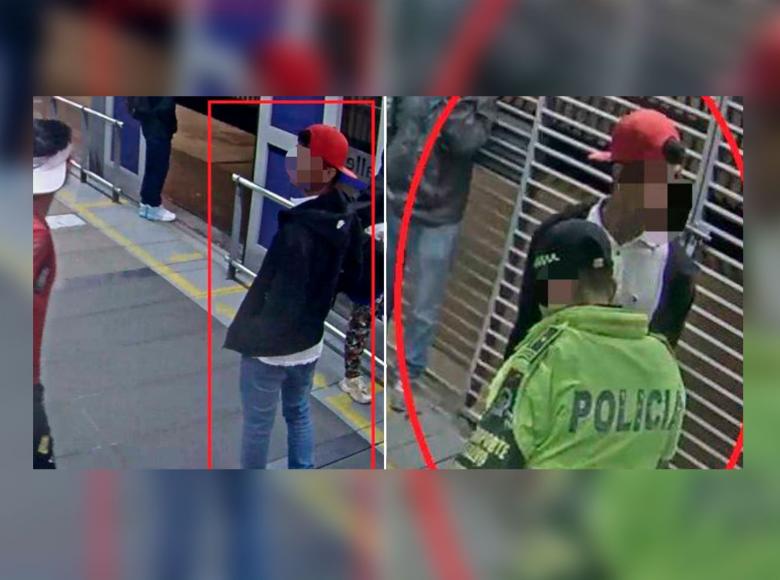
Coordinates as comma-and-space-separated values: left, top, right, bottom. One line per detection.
650, 243, 698, 348
504, 223, 545, 359
336, 215, 367, 301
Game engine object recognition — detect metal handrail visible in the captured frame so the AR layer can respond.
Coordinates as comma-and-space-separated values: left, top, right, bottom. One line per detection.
226, 173, 385, 369
53, 96, 125, 128
49, 96, 124, 203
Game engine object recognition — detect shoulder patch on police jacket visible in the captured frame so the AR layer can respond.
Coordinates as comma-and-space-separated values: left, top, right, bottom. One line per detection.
513, 325, 564, 368
454, 367, 526, 469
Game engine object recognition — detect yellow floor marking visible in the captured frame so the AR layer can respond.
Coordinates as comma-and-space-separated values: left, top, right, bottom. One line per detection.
73, 199, 118, 210
329, 392, 387, 447
313, 372, 329, 391
167, 251, 203, 264
358, 424, 385, 445
215, 303, 237, 319
328, 392, 371, 431
58, 190, 203, 298
193, 285, 246, 299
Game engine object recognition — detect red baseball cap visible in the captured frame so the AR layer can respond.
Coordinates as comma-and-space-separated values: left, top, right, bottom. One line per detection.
305, 124, 357, 179
589, 108, 681, 163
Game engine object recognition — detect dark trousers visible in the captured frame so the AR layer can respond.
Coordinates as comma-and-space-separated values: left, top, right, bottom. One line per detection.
140, 135, 172, 207
34, 383, 55, 469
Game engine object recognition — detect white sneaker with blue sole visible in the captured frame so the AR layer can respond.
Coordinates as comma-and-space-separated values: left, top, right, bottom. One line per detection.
139, 203, 176, 222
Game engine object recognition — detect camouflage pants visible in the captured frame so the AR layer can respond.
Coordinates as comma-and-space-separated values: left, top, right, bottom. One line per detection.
345, 303, 372, 379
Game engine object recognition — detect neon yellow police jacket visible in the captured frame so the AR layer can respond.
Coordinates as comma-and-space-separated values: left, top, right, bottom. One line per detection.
456, 305, 686, 469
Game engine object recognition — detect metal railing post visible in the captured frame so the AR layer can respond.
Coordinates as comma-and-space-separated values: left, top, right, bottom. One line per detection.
79, 109, 89, 183
227, 180, 244, 281
110, 125, 122, 203
684, 96, 725, 255
48, 97, 124, 201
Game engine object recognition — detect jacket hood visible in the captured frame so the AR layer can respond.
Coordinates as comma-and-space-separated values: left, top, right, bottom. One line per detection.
278, 188, 356, 247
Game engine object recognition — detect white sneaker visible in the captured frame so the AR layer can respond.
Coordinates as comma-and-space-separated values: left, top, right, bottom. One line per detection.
389, 377, 423, 414
140, 204, 176, 222
339, 376, 372, 404
389, 377, 405, 412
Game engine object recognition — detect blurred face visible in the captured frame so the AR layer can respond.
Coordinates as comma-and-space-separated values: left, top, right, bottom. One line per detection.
614, 160, 691, 235
539, 267, 617, 311
286, 145, 338, 195
545, 278, 577, 309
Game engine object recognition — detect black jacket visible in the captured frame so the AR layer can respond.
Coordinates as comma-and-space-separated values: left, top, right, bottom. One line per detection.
127, 97, 177, 140
504, 201, 698, 359
341, 180, 385, 304
224, 188, 363, 357
387, 97, 498, 226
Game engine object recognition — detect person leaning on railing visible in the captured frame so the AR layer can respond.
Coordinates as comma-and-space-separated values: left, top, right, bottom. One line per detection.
224, 124, 365, 470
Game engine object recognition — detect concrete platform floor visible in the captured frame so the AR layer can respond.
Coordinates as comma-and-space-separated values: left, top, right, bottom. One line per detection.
41, 181, 383, 469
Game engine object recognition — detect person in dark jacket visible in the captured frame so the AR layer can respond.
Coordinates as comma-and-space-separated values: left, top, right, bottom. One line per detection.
386, 97, 498, 408
502, 109, 697, 373
127, 97, 178, 222
224, 124, 363, 469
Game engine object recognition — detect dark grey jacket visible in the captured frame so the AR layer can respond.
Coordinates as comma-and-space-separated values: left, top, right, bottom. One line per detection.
387, 97, 498, 226
127, 97, 177, 140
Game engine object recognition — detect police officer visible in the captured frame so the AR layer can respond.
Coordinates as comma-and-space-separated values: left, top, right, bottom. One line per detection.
456, 219, 686, 469
33, 118, 73, 469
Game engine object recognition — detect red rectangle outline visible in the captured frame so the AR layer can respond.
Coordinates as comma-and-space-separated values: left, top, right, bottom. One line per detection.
207, 98, 378, 469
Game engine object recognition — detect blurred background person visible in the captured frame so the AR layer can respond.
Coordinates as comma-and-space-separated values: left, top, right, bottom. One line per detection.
387, 96, 498, 410
457, 219, 686, 469
505, 108, 697, 359
33, 118, 72, 469
126, 97, 178, 222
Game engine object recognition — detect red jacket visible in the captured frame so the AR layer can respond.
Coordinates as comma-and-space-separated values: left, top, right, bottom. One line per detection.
33, 215, 56, 386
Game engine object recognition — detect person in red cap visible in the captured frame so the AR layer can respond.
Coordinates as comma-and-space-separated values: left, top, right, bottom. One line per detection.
33, 118, 73, 469
224, 123, 364, 469
502, 107, 697, 366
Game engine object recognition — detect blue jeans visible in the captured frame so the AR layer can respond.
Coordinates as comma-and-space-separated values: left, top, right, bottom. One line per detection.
240, 357, 317, 469
140, 135, 172, 207
386, 212, 461, 378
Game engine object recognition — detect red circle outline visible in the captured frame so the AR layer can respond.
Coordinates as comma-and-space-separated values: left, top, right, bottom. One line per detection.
395, 95, 744, 470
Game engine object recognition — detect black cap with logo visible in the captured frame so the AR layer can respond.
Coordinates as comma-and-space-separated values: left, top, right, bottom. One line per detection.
532, 219, 613, 280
